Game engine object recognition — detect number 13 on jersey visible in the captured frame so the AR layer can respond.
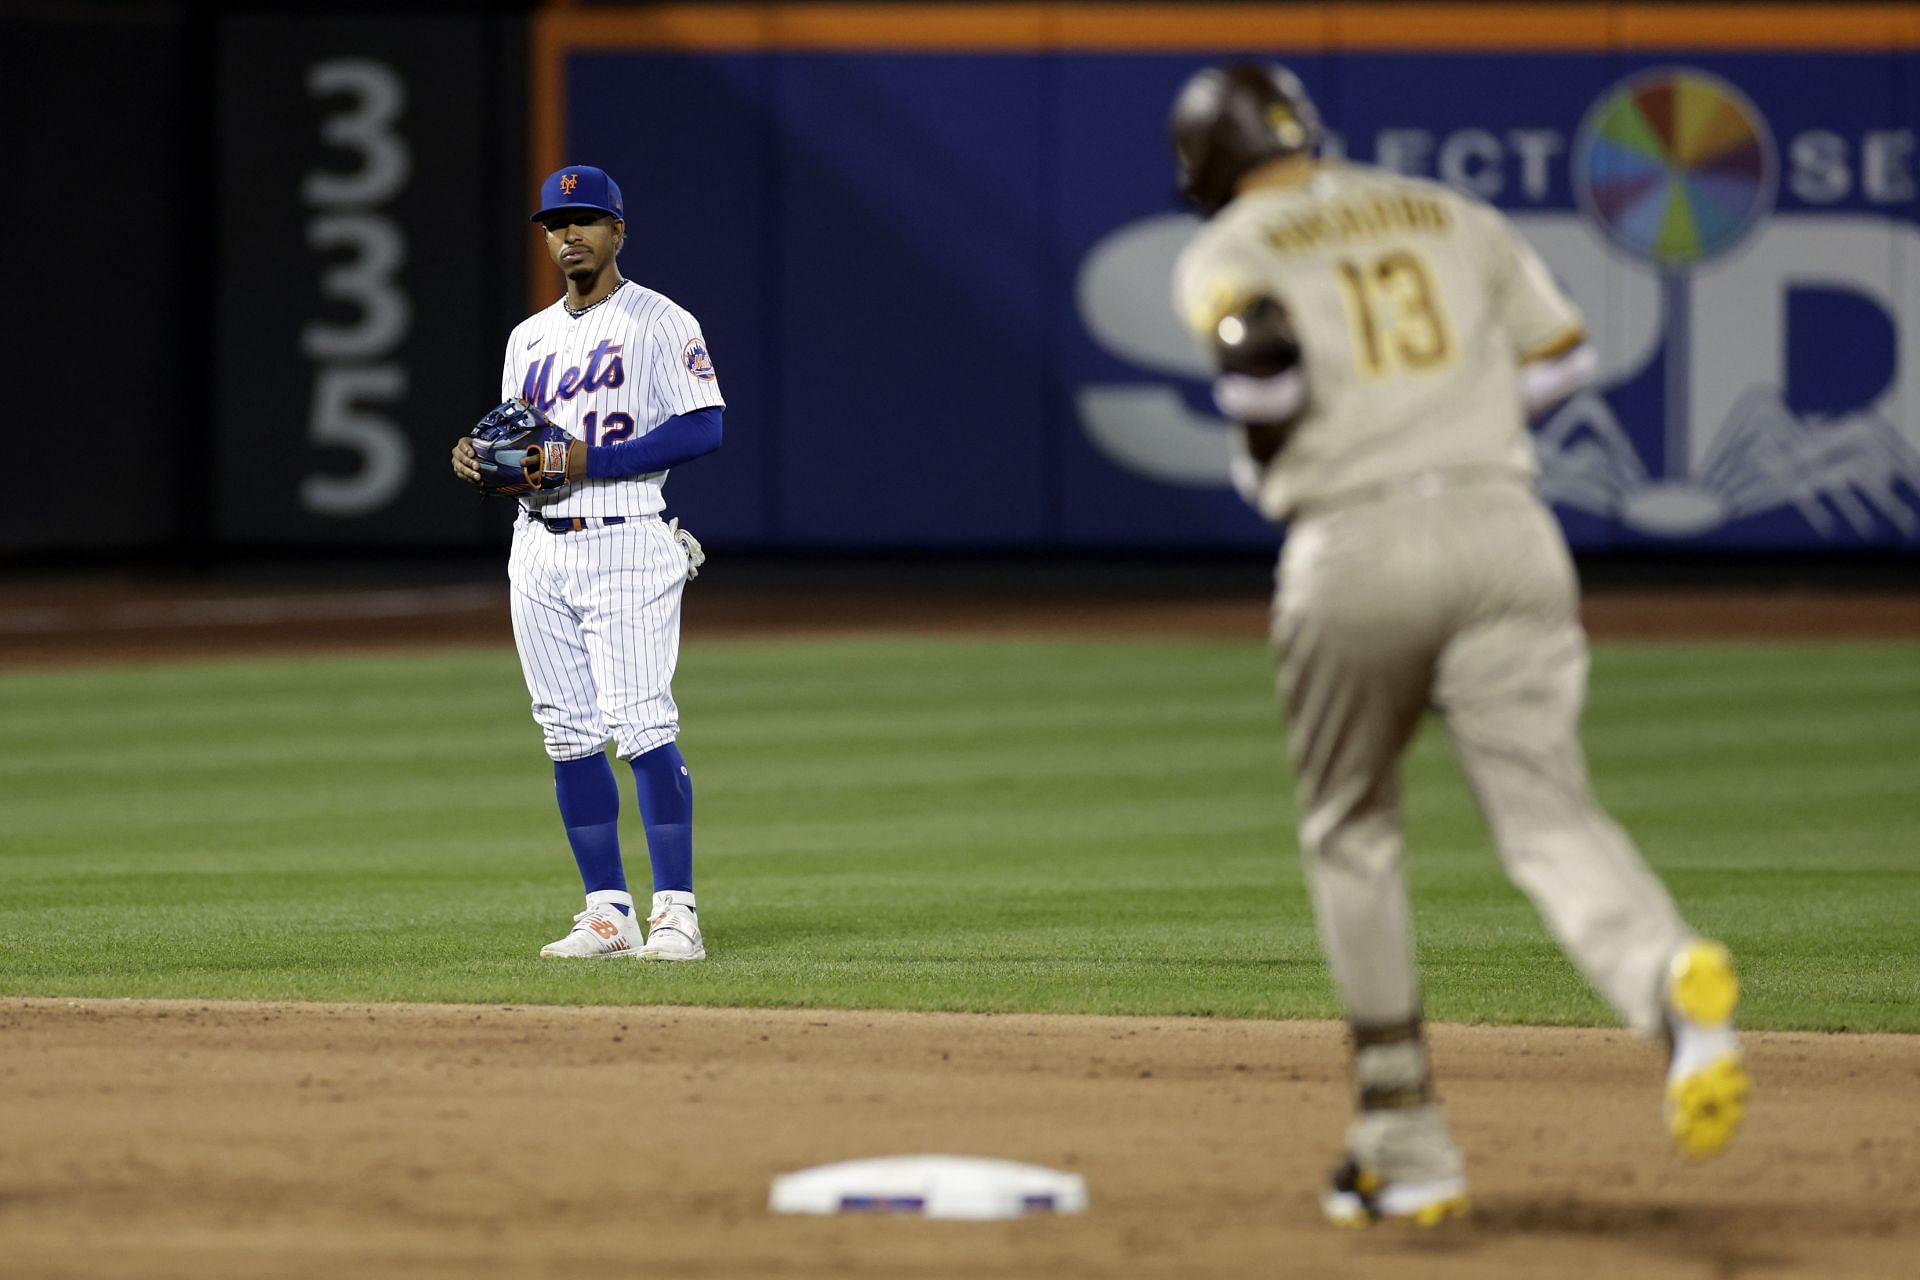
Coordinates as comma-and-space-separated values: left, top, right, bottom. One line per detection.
1334, 250, 1454, 378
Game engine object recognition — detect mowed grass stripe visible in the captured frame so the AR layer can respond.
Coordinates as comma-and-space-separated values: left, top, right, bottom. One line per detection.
5, 732, 1289, 833
1, 638, 1915, 1029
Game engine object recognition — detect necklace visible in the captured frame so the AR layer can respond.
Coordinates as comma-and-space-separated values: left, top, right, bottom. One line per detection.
565, 278, 628, 319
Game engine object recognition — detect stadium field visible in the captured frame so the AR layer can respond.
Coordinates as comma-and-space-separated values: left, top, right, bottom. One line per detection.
3, 631, 1917, 1279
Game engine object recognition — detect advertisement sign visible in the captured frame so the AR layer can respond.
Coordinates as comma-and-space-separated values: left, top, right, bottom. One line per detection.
544, 5, 1919, 549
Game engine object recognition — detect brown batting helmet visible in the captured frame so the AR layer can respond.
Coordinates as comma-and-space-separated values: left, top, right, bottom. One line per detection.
1169, 62, 1323, 216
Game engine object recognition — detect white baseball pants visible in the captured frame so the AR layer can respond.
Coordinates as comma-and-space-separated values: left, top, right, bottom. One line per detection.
508, 515, 685, 762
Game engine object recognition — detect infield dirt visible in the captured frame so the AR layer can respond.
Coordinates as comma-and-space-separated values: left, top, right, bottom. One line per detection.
3, 999, 1917, 1279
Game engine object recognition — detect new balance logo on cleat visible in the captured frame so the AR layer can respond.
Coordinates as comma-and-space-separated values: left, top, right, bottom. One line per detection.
540, 904, 645, 959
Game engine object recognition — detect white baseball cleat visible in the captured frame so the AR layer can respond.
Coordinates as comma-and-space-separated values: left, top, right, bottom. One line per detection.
539, 890, 644, 959
642, 890, 705, 961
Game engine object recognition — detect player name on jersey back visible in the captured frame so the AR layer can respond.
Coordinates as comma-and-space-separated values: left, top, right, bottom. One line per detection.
1257, 189, 1453, 255
502, 281, 725, 520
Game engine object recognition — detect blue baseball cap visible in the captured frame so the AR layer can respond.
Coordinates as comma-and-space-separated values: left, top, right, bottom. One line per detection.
531, 164, 625, 223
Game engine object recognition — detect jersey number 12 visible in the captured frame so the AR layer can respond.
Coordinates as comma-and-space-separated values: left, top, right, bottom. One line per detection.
580, 411, 635, 446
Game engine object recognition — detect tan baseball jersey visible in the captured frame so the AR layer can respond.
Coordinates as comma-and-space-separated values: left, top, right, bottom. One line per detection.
1173, 163, 1583, 520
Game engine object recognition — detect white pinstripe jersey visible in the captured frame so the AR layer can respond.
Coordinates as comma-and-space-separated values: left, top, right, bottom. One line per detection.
500, 280, 726, 518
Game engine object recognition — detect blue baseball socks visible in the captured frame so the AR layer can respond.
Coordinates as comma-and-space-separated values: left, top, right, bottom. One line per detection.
630, 741, 694, 895
553, 753, 630, 913
554, 744, 695, 910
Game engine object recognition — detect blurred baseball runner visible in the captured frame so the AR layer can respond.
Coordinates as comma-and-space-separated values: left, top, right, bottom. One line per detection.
452, 163, 722, 961
1168, 64, 1748, 1226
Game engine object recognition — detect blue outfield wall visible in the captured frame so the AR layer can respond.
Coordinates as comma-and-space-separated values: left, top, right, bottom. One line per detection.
560, 44, 1920, 551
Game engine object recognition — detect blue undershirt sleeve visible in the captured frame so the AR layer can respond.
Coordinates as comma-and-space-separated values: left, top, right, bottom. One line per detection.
584, 406, 723, 479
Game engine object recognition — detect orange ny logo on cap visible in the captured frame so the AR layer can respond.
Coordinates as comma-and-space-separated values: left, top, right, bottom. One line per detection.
560, 173, 579, 195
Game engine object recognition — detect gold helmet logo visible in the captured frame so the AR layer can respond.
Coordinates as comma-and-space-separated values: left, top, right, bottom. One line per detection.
1266, 103, 1306, 149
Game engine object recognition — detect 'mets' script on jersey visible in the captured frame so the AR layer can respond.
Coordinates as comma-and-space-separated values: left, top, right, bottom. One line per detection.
501, 282, 726, 518
1175, 164, 1582, 519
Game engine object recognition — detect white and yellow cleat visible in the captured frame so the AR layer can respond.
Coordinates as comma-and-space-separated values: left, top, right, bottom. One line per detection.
539, 890, 645, 959
1321, 1159, 1471, 1229
1664, 940, 1750, 1158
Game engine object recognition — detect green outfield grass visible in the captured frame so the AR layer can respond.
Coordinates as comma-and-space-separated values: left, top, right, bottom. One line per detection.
1, 637, 1915, 1031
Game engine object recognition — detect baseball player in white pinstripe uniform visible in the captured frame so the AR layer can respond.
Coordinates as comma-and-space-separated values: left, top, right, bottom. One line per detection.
452, 164, 722, 961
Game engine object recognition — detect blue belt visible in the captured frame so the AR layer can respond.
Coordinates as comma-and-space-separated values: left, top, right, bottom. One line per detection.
536, 515, 627, 533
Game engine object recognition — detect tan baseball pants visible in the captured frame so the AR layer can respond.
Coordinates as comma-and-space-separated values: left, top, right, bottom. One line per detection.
1272, 479, 1692, 1035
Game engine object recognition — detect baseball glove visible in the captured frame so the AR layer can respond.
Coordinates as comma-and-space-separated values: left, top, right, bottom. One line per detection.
669, 517, 706, 582
468, 398, 574, 497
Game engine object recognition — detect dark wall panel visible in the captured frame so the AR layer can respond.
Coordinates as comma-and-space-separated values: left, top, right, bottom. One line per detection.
0, 14, 193, 554
772, 55, 1053, 547
214, 15, 521, 547
561, 53, 774, 544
